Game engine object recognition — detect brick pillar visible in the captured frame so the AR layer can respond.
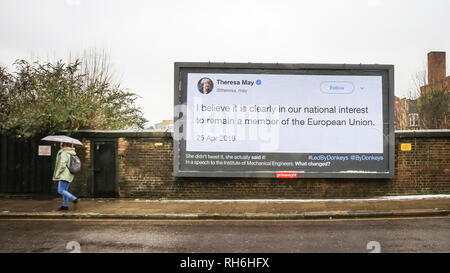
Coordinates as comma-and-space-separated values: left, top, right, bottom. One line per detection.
428, 51, 446, 84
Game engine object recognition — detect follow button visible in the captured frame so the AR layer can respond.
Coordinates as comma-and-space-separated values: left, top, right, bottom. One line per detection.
320, 81, 354, 94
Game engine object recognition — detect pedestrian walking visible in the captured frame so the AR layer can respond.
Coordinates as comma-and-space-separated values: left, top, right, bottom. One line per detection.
52, 142, 80, 210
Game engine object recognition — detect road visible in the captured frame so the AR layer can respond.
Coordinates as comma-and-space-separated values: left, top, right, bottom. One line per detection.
0, 216, 448, 253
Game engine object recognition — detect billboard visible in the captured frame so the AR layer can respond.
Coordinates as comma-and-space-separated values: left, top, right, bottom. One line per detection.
174, 63, 394, 178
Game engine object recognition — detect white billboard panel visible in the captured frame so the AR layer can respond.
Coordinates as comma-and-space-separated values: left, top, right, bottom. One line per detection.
186, 73, 383, 154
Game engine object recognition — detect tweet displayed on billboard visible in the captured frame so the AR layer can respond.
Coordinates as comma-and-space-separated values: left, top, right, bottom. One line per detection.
174, 63, 394, 178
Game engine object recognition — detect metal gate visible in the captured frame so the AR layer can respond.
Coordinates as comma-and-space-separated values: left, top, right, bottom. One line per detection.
0, 134, 55, 194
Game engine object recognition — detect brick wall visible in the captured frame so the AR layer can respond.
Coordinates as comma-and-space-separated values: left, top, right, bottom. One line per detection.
71, 130, 450, 199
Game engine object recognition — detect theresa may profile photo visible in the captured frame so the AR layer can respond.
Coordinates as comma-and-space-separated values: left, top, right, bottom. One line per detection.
197, 77, 214, 94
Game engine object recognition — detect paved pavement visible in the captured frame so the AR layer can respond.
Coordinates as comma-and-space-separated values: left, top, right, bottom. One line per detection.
0, 194, 449, 220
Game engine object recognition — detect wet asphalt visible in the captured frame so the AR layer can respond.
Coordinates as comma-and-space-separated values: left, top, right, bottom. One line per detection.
0, 216, 449, 253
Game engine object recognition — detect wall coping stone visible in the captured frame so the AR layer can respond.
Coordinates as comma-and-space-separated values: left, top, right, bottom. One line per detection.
395, 129, 450, 138
61, 130, 172, 139
61, 129, 450, 139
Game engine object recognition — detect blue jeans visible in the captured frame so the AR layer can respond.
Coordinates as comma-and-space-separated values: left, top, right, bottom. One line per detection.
58, 180, 77, 207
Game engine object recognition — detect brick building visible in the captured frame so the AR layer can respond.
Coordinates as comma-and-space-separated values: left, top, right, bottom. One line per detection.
153, 120, 174, 131
420, 51, 450, 128
422, 52, 450, 92
394, 96, 418, 130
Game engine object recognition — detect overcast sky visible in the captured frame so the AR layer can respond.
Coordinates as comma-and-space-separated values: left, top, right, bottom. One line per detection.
1, 0, 449, 125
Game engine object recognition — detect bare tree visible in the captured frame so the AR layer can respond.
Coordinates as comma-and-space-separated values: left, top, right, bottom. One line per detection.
407, 64, 427, 100
82, 48, 116, 87
69, 48, 117, 87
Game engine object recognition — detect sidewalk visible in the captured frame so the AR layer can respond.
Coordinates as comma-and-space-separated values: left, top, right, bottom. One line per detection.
0, 195, 449, 220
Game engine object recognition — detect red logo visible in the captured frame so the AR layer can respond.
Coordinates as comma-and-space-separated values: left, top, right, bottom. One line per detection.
276, 172, 298, 178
